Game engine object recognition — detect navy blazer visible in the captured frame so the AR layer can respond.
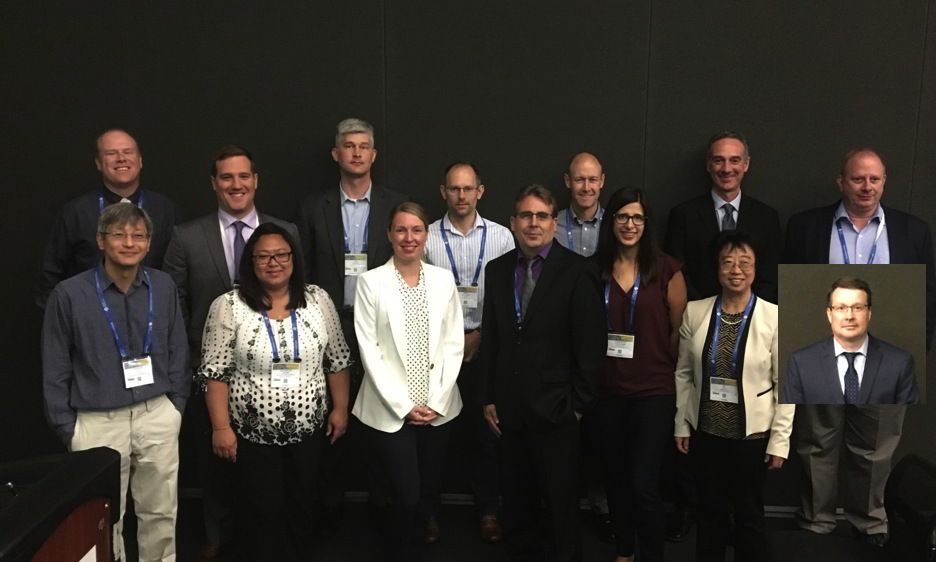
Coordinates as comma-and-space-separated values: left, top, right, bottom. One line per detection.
782, 335, 918, 405
784, 202, 935, 349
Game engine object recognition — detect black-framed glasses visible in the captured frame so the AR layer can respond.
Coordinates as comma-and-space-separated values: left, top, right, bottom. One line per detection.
444, 186, 479, 195
513, 211, 554, 222
613, 213, 646, 226
104, 231, 150, 242
252, 252, 292, 265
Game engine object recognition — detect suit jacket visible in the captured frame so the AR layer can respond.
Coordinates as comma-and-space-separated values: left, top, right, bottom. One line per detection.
674, 295, 794, 458
782, 335, 918, 405
784, 202, 935, 349
665, 192, 782, 303
478, 243, 606, 430
297, 184, 408, 308
351, 260, 464, 432
162, 212, 299, 357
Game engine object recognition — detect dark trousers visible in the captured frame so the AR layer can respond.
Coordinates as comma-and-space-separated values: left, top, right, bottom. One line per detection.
454, 357, 501, 516
235, 434, 323, 562
189, 387, 236, 548
597, 393, 674, 561
501, 419, 581, 562
366, 421, 453, 562
691, 431, 768, 562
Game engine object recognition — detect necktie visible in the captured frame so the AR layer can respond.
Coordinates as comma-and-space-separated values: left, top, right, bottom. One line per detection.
721, 203, 736, 231
521, 257, 536, 319
843, 351, 860, 404
233, 221, 246, 282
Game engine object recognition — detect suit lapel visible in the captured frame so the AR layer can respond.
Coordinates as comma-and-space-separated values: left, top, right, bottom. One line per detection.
322, 191, 345, 278
858, 336, 882, 404
821, 338, 844, 404
425, 268, 441, 356
693, 196, 720, 238
200, 214, 232, 288
368, 186, 391, 269
881, 205, 908, 263
521, 244, 563, 326
384, 265, 408, 359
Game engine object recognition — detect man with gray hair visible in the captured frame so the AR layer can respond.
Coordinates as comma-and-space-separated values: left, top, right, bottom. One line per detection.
298, 117, 406, 533
43, 202, 188, 562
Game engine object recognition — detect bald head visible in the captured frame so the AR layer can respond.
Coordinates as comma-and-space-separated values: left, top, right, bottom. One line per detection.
564, 152, 605, 217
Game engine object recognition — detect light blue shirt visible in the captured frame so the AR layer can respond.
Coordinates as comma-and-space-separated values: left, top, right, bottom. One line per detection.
555, 206, 603, 257
341, 185, 371, 307
828, 203, 890, 265
711, 191, 741, 231
218, 208, 259, 282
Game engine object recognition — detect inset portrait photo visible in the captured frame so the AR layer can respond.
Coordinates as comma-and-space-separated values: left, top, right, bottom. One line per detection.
779, 264, 926, 405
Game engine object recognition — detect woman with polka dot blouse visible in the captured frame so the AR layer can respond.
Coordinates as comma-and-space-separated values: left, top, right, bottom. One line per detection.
352, 202, 464, 561
199, 222, 352, 562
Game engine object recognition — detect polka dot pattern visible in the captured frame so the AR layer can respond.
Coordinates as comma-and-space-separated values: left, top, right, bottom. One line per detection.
395, 267, 430, 406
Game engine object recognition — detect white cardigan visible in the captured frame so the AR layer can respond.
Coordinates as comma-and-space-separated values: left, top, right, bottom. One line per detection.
352, 260, 464, 432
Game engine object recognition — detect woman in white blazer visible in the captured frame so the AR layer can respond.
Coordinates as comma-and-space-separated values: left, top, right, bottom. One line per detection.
674, 230, 794, 562
352, 201, 464, 562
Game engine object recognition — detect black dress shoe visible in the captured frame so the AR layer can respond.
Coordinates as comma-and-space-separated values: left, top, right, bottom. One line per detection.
861, 532, 889, 547
665, 509, 693, 542
595, 514, 615, 544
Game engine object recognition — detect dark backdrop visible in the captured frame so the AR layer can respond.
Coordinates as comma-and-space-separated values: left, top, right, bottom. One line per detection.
2, 1, 934, 508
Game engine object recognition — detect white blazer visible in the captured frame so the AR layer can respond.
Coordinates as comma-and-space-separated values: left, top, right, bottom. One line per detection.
674, 295, 794, 459
352, 259, 464, 432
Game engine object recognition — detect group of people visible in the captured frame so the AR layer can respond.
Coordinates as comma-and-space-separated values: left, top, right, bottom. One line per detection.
38, 119, 933, 562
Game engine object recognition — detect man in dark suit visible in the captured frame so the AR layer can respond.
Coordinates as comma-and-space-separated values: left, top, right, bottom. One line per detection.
782, 277, 919, 405
297, 117, 406, 533
480, 184, 605, 561
783, 148, 935, 547
665, 131, 782, 303
162, 145, 298, 561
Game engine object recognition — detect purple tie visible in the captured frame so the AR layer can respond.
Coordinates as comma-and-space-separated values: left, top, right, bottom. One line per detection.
233, 221, 246, 282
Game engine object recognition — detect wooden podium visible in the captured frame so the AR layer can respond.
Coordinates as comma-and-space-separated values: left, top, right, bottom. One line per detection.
0, 448, 120, 562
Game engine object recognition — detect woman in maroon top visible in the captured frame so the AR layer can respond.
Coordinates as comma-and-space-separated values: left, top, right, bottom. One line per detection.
593, 188, 687, 562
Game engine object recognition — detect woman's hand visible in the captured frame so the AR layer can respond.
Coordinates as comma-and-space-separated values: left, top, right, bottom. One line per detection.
765, 454, 784, 470
212, 427, 237, 462
675, 436, 690, 454
407, 406, 438, 425
327, 407, 349, 444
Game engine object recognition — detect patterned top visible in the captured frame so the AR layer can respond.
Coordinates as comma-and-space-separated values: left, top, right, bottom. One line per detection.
699, 309, 767, 440
396, 267, 430, 406
198, 285, 352, 445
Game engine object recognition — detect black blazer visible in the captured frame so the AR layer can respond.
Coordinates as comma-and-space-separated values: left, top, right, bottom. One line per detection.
297, 184, 407, 308
784, 202, 935, 349
782, 335, 918, 405
162, 212, 299, 355
664, 192, 782, 303
478, 243, 606, 430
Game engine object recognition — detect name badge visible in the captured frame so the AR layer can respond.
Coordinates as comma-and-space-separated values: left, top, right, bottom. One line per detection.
607, 333, 635, 358
344, 253, 368, 276
710, 377, 739, 404
271, 363, 301, 389
123, 357, 154, 389
458, 286, 480, 309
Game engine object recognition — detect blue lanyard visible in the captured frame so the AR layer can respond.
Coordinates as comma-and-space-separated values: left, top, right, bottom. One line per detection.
708, 293, 756, 380
98, 190, 144, 213
261, 309, 301, 363
342, 202, 370, 254
565, 207, 603, 250
513, 258, 533, 326
93, 267, 154, 360
836, 218, 879, 265
604, 270, 640, 333
440, 219, 487, 286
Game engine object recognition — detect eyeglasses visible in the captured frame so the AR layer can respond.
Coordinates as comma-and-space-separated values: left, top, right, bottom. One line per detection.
104, 232, 149, 242
828, 304, 870, 314
513, 211, 554, 222
719, 259, 755, 272
253, 252, 292, 265
613, 213, 646, 226
444, 186, 479, 195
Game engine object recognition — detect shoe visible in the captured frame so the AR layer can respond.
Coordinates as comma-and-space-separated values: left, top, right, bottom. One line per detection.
425, 517, 440, 544
664, 509, 693, 542
479, 514, 503, 543
595, 513, 615, 544
194, 543, 219, 562
862, 532, 889, 547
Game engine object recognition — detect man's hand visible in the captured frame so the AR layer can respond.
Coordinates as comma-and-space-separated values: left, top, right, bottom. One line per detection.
327, 407, 349, 444
483, 404, 502, 437
212, 427, 237, 462
675, 436, 690, 454
463, 330, 482, 363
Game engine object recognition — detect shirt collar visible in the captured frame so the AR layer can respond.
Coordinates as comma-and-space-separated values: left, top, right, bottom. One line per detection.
833, 335, 869, 357
711, 190, 741, 212
102, 186, 142, 205
97, 264, 146, 290
517, 241, 553, 264
834, 201, 885, 227
441, 212, 484, 235
218, 207, 260, 229
568, 205, 603, 225
340, 184, 372, 203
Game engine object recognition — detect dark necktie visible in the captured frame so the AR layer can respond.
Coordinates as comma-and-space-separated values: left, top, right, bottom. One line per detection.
233, 221, 246, 282
521, 257, 536, 319
721, 203, 736, 231
843, 351, 860, 404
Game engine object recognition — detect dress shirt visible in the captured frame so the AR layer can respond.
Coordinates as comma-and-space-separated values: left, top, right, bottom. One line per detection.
513, 242, 553, 310
218, 208, 259, 282
833, 336, 869, 394
424, 212, 515, 330
828, 203, 890, 265
711, 191, 741, 232
555, 206, 603, 256
42, 266, 189, 442
341, 184, 371, 307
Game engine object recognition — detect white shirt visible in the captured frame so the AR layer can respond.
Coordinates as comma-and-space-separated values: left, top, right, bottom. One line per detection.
833, 336, 869, 394
711, 191, 741, 231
